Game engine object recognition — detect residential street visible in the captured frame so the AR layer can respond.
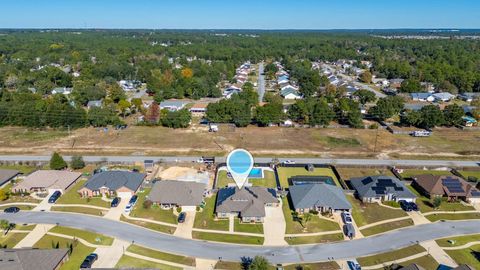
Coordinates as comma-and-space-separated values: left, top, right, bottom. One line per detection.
3, 211, 480, 264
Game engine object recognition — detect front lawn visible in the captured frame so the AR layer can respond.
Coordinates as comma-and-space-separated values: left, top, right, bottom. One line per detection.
400, 169, 453, 179
406, 185, 474, 213
0, 164, 37, 174
55, 180, 110, 208
0, 204, 35, 210
215, 261, 243, 270
277, 167, 340, 188
120, 215, 176, 234
33, 234, 95, 270
49, 225, 114, 246
51, 206, 106, 216
357, 244, 426, 267
437, 234, 480, 247
216, 170, 277, 188
192, 231, 264, 245
282, 198, 340, 234
285, 233, 344, 245
459, 170, 480, 181
426, 212, 480, 222
284, 262, 340, 270
360, 218, 414, 237
129, 188, 178, 224
234, 218, 264, 234
347, 195, 407, 227
127, 244, 195, 266
193, 195, 229, 231
0, 232, 29, 248
445, 245, 480, 269
116, 255, 182, 270
369, 255, 439, 270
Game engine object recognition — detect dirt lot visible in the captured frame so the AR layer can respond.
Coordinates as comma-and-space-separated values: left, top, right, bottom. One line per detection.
0, 125, 479, 159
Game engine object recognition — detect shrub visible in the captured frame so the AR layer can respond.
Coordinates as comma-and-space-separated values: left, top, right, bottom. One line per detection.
143, 200, 153, 209
70, 155, 86, 170
50, 152, 67, 170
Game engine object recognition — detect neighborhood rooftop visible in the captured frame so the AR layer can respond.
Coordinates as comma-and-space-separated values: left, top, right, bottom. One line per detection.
148, 180, 206, 207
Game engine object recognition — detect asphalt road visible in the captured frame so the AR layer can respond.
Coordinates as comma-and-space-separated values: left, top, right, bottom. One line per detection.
2, 212, 479, 264
257, 62, 265, 102
0, 155, 477, 167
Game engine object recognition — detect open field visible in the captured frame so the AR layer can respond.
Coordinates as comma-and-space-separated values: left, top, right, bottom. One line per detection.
400, 169, 453, 179
445, 244, 480, 269
49, 225, 114, 245
360, 219, 414, 236
406, 185, 474, 213
277, 167, 340, 188
193, 195, 229, 231
347, 195, 407, 227
129, 188, 178, 224
0, 126, 478, 159
127, 244, 196, 266
336, 167, 394, 181
282, 198, 340, 234
285, 233, 344, 245
56, 181, 111, 208
192, 231, 264, 245
0, 232, 28, 248
357, 244, 426, 267
33, 234, 95, 270
216, 169, 277, 188
116, 255, 182, 270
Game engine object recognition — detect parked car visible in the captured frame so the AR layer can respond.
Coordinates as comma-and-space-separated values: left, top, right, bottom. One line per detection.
408, 201, 418, 211
347, 260, 361, 270
283, 160, 296, 164
3, 207, 20, 213
124, 204, 132, 213
48, 191, 62, 204
129, 195, 138, 206
178, 212, 186, 223
399, 200, 412, 212
80, 253, 98, 269
111, 197, 121, 207
342, 211, 353, 224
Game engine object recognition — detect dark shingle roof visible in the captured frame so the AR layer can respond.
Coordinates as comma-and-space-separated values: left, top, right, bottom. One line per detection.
350, 175, 416, 200
216, 187, 278, 218
84, 171, 145, 192
0, 169, 19, 186
0, 248, 69, 270
148, 180, 205, 206
289, 183, 352, 210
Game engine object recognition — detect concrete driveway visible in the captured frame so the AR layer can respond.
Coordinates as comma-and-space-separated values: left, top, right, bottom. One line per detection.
32, 192, 55, 212
173, 211, 194, 239
104, 197, 129, 220
263, 204, 287, 246
92, 238, 131, 268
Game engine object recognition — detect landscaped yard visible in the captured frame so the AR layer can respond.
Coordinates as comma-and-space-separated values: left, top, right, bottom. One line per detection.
277, 167, 340, 188
0, 232, 29, 248
215, 261, 243, 270
120, 215, 176, 234
347, 195, 407, 227
216, 169, 277, 188
234, 218, 264, 234
406, 185, 474, 213
459, 170, 480, 181
284, 262, 340, 270
357, 244, 426, 267
0, 164, 38, 174
284, 233, 344, 245
400, 169, 453, 179
49, 226, 114, 246
55, 180, 110, 208
192, 231, 264, 245
369, 255, 439, 270
437, 234, 480, 247
360, 218, 414, 237
282, 198, 340, 234
127, 244, 196, 266
425, 212, 480, 222
0, 183, 41, 204
115, 255, 182, 270
193, 195, 229, 231
33, 235, 95, 270
445, 244, 480, 269
337, 167, 393, 181
129, 188, 178, 224
51, 206, 106, 216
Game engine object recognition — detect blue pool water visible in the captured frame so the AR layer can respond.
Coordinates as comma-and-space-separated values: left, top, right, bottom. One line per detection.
227, 168, 264, 179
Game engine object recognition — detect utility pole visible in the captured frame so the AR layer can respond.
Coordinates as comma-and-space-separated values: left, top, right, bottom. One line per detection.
373, 128, 379, 153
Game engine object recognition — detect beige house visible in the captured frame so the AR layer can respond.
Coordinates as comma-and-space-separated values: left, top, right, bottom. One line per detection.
12, 170, 82, 194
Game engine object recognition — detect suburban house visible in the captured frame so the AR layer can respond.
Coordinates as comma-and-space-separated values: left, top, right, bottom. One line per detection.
86, 99, 103, 109
412, 175, 480, 203
148, 180, 206, 211
459, 92, 480, 102
78, 171, 146, 198
0, 248, 70, 270
281, 87, 303, 100
216, 186, 279, 223
389, 79, 405, 89
159, 100, 188, 111
350, 175, 416, 203
289, 183, 352, 213
432, 92, 456, 102
12, 170, 82, 194
51, 87, 73, 95
0, 169, 20, 187
411, 93, 434, 102
189, 103, 208, 117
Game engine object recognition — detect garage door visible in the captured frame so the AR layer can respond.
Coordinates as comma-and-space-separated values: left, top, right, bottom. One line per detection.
117, 192, 132, 198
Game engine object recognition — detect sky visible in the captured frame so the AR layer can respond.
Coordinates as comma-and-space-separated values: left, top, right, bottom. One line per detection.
1, 0, 479, 29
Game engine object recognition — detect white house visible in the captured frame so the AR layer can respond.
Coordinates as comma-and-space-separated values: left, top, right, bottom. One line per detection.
432, 92, 456, 102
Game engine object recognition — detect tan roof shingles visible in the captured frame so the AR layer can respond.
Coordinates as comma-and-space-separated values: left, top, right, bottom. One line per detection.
13, 170, 81, 192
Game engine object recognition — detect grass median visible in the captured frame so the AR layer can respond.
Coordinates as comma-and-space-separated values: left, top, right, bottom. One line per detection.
285, 233, 344, 245
360, 218, 414, 237
49, 225, 114, 246
426, 212, 480, 222
357, 244, 426, 267
127, 244, 195, 266
51, 206, 106, 216
120, 215, 176, 234
192, 231, 264, 245
116, 255, 182, 270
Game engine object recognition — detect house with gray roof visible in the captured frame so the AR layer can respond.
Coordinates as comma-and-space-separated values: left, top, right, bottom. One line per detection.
0, 169, 20, 187
159, 100, 189, 111
280, 86, 302, 100
350, 175, 416, 203
78, 171, 146, 198
0, 248, 69, 270
148, 180, 206, 211
87, 99, 103, 109
216, 187, 279, 223
289, 183, 352, 213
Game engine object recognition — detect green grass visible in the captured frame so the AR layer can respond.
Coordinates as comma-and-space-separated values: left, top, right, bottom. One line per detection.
0, 204, 34, 210
127, 244, 195, 266
406, 185, 474, 213
130, 188, 178, 224
49, 226, 114, 246
234, 218, 264, 234
323, 136, 361, 147
382, 201, 401, 208
51, 206, 106, 216
120, 215, 176, 234
277, 167, 340, 188
0, 232, 29, 248
445, 244, 480, 269
0, 164, 37, 174
400, 169, 453, 179
336, 167, 394, 181
369, 255, 439, 270
437, 234, 480, 247
347, 195, 407, 227
192, 231, 264, 245
33, 234, 95, 270
284, 262, 340, 270
55, 180, 110, 208
216, 170, 277, 188
360, 219, 414, 236
357, 244, 426, 267
285, 233, 344, 245
282, 198, 340, 234
459, 170, 480, 181
10, 129, 68, 142
194, 195, 229, 231
215, 261, 243, 270
1, 182, 41, 204
115, 255, 182, 270
426, 212, 480, 222
14, 224, 36, 231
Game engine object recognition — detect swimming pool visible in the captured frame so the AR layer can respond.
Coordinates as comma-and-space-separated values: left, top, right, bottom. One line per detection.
227, 167, 264, 179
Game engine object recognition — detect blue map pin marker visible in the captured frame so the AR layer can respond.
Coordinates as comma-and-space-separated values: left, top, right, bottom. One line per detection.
226, 149, 254, 189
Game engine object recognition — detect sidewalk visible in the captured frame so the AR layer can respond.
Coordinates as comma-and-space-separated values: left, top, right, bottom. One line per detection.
14, 224, 54, 248
92, 238, 131, 268
421, 240, 458, 268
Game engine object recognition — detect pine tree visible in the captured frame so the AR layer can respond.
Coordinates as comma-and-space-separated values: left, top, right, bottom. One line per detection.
50, 152, 67, 170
